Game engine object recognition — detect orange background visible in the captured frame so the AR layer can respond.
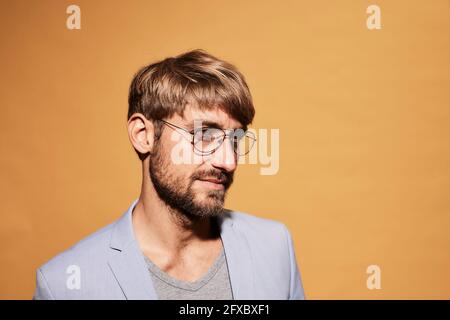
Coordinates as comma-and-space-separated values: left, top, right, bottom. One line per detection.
1, 0, 449, 299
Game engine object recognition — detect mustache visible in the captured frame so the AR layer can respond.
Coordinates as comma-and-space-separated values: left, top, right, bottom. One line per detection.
191, 169, 234, 190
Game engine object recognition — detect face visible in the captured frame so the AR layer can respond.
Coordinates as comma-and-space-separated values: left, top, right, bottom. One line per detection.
149, 106, 242, 219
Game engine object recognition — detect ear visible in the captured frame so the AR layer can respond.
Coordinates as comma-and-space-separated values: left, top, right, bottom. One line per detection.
127, 113, 155, 155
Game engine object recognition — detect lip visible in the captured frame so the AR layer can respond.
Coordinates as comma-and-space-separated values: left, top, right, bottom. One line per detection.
200, 178, 223, 184
197, 178, 225, 190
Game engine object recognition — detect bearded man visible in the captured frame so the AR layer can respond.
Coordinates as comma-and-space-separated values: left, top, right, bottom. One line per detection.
33, 50, 305, 300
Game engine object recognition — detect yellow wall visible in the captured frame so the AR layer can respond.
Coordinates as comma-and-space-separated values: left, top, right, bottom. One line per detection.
1, 0, 449, 299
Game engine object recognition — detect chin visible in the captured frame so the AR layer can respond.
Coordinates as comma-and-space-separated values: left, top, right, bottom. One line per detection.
198, 190, 225, 203
194, 194, 224, 209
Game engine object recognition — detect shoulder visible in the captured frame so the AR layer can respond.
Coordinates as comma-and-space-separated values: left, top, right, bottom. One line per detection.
223, 210, 301, 298
225, 209, 290, 238
38, 219, 117, 276
223, 209, 293, 255
33, 215, 130, 299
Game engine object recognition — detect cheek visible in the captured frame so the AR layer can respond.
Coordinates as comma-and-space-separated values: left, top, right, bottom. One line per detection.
166, 130, 206, 166
160, 144, 199, 184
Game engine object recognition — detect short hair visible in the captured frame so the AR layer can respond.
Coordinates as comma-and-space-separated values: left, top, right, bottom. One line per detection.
128, 49, 255, 134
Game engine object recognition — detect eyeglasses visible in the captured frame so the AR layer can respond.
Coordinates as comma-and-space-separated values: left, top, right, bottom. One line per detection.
158, 119, 256, 156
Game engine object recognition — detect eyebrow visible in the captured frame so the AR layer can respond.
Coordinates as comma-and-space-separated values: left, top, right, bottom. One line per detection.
188, 118, 245, 131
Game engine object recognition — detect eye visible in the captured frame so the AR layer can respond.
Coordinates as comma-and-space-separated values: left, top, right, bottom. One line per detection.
193, 127, 217, 143
202, 129, 216, 142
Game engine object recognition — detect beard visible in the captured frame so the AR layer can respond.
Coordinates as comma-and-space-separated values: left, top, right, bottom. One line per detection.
149, 140, 234, 222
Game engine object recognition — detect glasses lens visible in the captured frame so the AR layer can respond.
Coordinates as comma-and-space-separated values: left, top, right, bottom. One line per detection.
234, 130, 256, 156
193, 127, 256, 156
193, 127, 224, 154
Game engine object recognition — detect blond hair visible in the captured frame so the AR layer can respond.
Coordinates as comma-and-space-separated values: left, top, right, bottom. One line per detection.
128, 49, 255, 130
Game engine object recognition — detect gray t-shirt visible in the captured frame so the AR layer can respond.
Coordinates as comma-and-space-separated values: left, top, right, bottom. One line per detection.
143, 248, 234, 300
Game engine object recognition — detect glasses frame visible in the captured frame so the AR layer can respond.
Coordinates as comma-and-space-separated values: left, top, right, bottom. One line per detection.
157, 119, 256, 156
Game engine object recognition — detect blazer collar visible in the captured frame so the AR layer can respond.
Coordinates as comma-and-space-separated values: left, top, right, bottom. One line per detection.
107, 198, 254, 299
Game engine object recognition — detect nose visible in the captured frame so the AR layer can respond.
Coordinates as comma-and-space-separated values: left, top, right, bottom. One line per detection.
209, 136, 237, 173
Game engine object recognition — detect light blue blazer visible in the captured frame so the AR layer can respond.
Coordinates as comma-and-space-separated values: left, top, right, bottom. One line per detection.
33, 199, 305, 300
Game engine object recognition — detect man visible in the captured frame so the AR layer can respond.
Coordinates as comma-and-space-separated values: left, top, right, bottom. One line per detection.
33, 49, 305, 300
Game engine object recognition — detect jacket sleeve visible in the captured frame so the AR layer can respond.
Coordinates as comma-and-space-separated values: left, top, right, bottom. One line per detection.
33, 268, 55, 300
282, 224, 306, 300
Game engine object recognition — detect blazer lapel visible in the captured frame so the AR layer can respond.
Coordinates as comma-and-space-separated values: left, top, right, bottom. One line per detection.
107, 199, 158, 300
219, 212, 255, 299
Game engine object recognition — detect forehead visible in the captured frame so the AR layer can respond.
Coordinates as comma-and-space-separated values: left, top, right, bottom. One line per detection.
172, 104, 243, 129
